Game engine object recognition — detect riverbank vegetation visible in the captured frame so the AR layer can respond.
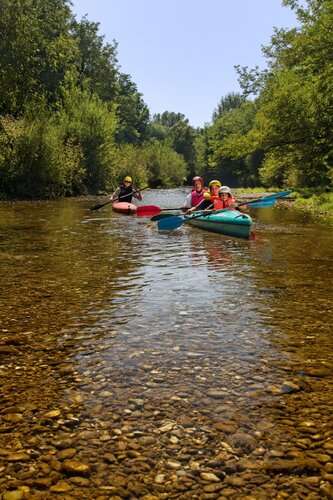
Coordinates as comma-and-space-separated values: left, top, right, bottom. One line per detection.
0, 0, 331, 201
293, 191, 333, 213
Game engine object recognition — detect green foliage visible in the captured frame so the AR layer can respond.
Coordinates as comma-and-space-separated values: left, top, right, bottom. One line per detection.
112, 141, 187, 189
212, 92, 247, 122
0, 110, 84, 198
211, 0, 333, 190
294, 191, 333, 212
147, 122, 168, 142
206, 100, 260, 186
0, 0, 78, 115
2, 0, 331, 198
71, 16, 118, 102
193, 129, 209, 177
115, 74, 150, 145
112, 145, 149, 189
152, 112, 188, 127
57, 85, 119, 193
149, 112, 196, 178
143, 141, 187, 188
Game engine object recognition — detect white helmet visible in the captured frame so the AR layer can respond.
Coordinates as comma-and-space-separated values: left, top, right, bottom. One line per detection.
218, 185, 232, 195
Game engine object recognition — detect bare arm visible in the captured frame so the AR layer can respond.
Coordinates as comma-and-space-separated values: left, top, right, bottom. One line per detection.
133, 189, 142, 201
110, 187, 121, 202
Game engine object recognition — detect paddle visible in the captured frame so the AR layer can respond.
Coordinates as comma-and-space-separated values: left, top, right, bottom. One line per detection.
157, 210, 215, 231
150, 213, 182, 221
237, 190, 292, 209
157, 190, 292, 230
151, 213, 181, 221
90, 188, 145, 211
153, 198, 275, 223
137, 205, 183, 217
254, 190, 292, 200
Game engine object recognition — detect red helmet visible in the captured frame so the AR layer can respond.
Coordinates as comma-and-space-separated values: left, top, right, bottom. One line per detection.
192, 176, 204, 186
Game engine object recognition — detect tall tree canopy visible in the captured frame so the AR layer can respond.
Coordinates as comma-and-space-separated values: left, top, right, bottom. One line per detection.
217, 0, 333, 188
0, 0, 77, 115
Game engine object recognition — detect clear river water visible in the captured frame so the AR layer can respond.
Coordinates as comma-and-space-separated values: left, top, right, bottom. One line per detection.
0, 188, 332, 499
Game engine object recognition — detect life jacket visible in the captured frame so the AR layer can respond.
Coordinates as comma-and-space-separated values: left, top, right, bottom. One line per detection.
218, 196, 236, 209
119, 185, 133, 202
191, 188, 207, 207
211, 196, 223, 210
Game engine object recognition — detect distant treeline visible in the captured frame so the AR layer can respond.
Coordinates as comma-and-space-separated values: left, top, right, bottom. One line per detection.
0, 0, 331, 199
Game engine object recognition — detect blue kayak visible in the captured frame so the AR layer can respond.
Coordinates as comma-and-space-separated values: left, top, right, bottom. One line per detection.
185, 210, 252, 239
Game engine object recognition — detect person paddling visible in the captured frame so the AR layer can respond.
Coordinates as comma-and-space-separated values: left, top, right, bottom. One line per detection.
110, 176, 142, 203
183, 176, 207, 210
186, 180, 222, 213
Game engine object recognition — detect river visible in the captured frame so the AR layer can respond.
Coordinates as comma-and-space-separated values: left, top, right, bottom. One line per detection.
0, 188, 332, 499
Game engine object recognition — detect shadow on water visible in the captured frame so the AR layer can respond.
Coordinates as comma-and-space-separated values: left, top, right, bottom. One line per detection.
0, 190, 332, 497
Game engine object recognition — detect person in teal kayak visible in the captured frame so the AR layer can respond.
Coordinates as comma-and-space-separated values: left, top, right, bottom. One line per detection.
186, 180, 222, 213
217, 186, 236, 209
206, 186, 245, 212
110, 176, 142, 203
183, 176, 207, 209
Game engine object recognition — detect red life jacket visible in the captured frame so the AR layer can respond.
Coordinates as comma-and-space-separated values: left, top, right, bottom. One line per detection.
219, 196, 236, 209
211, 196, 223, 210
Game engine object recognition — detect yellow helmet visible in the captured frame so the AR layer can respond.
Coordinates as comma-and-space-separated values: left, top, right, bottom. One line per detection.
124, 176, 132, 183
209, 179, 222, 188
203, 191, 212, 200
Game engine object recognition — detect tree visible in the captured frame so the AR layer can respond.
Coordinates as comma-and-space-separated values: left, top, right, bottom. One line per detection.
115, 74, 150, 145
219, 0, 333, 188
212, 92, 247, 122
142, 141, 187, 188
57, 84, 119, 192
71, 16, 119, 102
149, 112, 197, 178
206, 100, 259, 186
0, 0, 78, 115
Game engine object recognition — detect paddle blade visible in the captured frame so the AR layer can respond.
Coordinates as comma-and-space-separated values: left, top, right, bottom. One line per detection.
151, 213, 176, 222
137, 205, 161, 217
240, 190, 292, 209
246, 198, 276, 208
262, 190, 292, 200
157, 215, 185, 230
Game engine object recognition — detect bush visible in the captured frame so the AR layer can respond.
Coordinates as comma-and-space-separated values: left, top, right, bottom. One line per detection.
0, 113, 84, 198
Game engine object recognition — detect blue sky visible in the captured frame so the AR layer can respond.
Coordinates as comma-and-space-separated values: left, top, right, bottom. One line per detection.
71, 0, 299, 128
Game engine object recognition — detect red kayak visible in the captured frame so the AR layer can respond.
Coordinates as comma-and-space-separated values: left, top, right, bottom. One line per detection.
112, 202, 137, 215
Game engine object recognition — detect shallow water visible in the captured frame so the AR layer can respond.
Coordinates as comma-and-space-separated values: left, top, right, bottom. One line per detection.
0, 188, 332, 498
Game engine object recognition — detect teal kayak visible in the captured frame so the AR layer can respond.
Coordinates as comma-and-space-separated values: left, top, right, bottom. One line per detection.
185, 210, 252, 239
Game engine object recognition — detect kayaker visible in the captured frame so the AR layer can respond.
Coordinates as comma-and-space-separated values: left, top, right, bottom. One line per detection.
110, 176, 142, 203
183, 176, 207, 209
217, 186, 236, 209
186, 180, 222, 213
200, 185, 237, 213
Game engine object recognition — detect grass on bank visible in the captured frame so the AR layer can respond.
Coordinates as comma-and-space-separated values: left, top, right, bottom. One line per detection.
295, 192, 333, 212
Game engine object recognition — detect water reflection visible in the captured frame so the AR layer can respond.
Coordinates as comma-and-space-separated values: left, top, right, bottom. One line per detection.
1, 193, 332, 362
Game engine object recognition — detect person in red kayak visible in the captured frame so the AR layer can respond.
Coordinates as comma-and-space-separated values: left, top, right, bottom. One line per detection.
183, 176, 207, 210
110, 176, 142, 203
